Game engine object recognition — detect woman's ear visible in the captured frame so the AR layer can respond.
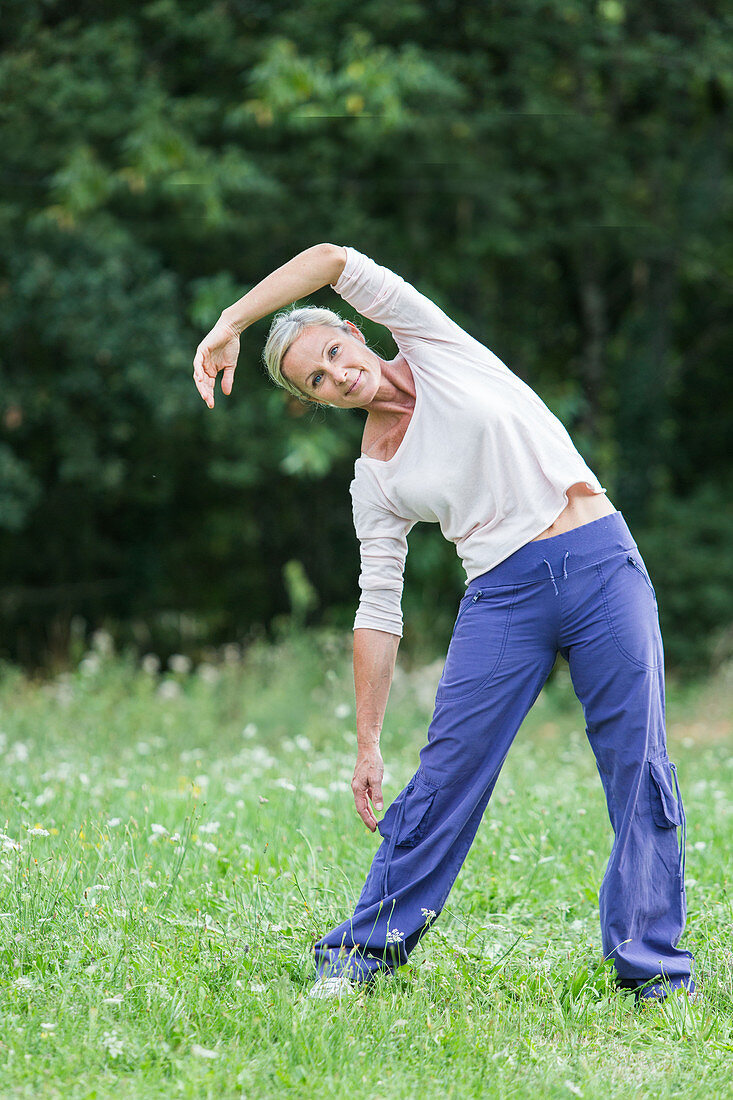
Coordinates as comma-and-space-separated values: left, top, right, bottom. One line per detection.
345, 320, 366, 343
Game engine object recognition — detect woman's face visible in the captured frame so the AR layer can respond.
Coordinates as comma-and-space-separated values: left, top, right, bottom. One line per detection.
281, 323, 382, 408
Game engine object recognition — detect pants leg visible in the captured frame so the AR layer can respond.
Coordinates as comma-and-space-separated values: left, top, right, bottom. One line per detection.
560, 542, 694, 992
314, 578, 559, 980
315, 511, 694, 991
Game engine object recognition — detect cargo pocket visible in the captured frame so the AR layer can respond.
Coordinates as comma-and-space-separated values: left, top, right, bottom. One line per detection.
649, 758, 684, 828
377, 772, 438, 848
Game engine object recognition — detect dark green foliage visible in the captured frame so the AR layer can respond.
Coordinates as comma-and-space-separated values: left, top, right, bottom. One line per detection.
1, 0, 731, 671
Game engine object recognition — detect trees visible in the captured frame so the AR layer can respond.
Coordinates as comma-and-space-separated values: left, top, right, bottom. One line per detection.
1, 0, 731, 670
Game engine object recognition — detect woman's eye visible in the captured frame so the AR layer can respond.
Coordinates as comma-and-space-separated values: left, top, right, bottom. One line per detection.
329, 344, 339, 359
312, 372, 323, 387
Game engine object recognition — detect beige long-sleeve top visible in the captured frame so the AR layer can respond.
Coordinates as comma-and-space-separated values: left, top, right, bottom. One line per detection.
331, 247, 607, 637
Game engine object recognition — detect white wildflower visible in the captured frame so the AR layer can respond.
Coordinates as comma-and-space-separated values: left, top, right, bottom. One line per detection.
420, 908, 437, 922
295, 734, 312, 752
136, 741, 151, 756
149, 823, 168, 836
80, 653, 101, 676
101, 1030, 124, 1059
91, 629, 114, 656
54, 681, 74, 706
191, 1043, 218, 1059
197, 663, 220, 684
34, 788, 54, 808
386, 928, 404, 944
198, 821, 220, 835
11, 741, 30, 763
334, 703, 351, 719
27, 826, 49, 837
275, 778, 296, 792
156, 680, 181, 701
168, 654, 192, 675
102, 993, 124, 1004
13, 975, 35, 991
141, 653, 160, 675
106, 818, 122, 828
242, 723, 258, 739
202, 842, 218, 854
40, 1022, 56, 1031
303, 784, 329, 801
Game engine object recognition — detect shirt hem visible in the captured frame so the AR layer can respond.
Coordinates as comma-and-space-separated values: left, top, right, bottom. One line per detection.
462, 481, 607, 585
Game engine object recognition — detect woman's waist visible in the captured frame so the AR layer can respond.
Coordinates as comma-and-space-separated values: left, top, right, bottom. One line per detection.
530, 483, 616, 541
466, 509, 636, 592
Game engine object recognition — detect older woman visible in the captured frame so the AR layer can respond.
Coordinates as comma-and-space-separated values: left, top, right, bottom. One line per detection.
193, 243, 694, 1003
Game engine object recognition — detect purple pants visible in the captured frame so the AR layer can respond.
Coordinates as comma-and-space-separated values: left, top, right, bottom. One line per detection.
315, 511, 694, 997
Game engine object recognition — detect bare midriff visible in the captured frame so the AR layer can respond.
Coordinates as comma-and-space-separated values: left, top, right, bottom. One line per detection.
531, 482, 616, 541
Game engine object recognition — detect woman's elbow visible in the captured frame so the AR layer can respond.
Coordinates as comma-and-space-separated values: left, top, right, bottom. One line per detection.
319, 242, 347, 284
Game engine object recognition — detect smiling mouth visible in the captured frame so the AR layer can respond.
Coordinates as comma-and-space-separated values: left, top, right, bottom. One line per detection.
346, 371, 362, 396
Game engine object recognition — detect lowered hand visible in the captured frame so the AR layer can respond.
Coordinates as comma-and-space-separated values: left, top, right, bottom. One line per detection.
352, 749, 384, 832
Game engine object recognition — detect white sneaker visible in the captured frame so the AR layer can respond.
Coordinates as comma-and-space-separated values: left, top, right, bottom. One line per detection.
307, 974, 358, 1000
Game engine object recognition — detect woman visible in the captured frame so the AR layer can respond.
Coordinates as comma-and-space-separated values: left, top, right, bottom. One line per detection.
193, 243, 694, 1003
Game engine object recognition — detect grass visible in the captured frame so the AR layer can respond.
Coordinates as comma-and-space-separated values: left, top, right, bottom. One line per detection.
0, 630, 731, 1098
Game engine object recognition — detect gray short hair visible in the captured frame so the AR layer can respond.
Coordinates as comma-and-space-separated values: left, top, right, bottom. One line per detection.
262, 306, 361, 402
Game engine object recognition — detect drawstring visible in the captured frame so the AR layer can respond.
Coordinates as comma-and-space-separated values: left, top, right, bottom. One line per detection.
380, 789, 409, 898
542, 558, 559, 596
542, 551, 571, 596
671, 763, 686, 882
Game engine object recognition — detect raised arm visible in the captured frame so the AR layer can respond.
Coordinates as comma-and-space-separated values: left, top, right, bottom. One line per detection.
192, 243, 347, 408
351, 627, 400, 832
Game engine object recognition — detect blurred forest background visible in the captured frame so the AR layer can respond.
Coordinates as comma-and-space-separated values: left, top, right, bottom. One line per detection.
1, 0, 731, 675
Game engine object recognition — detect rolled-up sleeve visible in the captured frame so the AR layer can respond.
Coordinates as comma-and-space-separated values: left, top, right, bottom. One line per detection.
351, 485, 414, 637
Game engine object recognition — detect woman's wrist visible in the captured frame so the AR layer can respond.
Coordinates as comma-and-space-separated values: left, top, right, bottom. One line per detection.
356, 730, 382, 753
219, 307, 248, 337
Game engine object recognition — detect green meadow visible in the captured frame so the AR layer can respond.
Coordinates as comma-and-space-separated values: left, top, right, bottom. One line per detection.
1, 632, 731, 1099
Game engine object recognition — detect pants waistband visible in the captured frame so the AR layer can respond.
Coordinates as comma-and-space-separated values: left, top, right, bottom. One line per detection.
467, 511, 637, 593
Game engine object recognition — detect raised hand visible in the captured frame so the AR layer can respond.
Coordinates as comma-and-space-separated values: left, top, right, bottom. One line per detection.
192, 317, 241, 409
